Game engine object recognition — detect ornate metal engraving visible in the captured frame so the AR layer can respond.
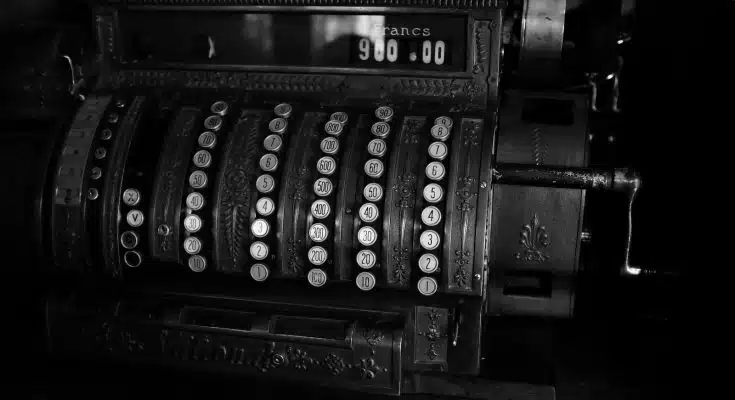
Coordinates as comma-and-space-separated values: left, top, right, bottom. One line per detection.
286, 345, 315, 371
391, 246, 410, 285
463, 122, 481, 147
392, 174, 417, 208
252, 342, 284, 372
402, 119, 423, 144
364, 330, 385, 347
288, 166, 309, 200
461, 80, 485, 103
116, 0, 505, 9
417, 308, 446, 360
532, 127, 546, 165
415, 307, 448, 363
323, 353, 347, 376
456, 177, 478, 212
473, 21, 490, 74
356, 356, 386, 380
394, 79, 454, 97
452, 249, 471, 288
286, 238, 304, 273
514, 214, 550, 263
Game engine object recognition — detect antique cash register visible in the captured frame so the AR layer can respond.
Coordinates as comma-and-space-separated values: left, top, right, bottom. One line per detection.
41, 0, 641, 396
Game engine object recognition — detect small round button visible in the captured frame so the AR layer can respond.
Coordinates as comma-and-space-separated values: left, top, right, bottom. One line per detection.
274, 103, 292, 118
367, 139, 387, 157
124, 251, 142, 268
308, 223, 329, 243
120, 231, 140, 250
188, 255, 207, 272
320, 137, 340, 155
421, 206, 442, 227
264, 134, 283, 152
434, 116, 453, 129
371, 122, 390, 138
313, 177, 333, 197
260, 154, 279, 172
186, 192, 205, 211
100, 129, 113, 140
256, 197, 276, 216
183, 237, 203, 255
204, 115, 223, 131
364, 159, 384, 178
363, 183, 383, 202
126, 210, 144, 227
251, 218, 271, 238
357, 226, 378, 246
268, 118, 287, 134
324, 120, 343, 136
356, 272, 376, 291
94, 147, 107, 160
307, 247, 328, 266
250, 263, 270, 282
210, 100, 229, 116
198, 131, 217, 149
330, 112, 348, 124
418, 253, 440, 274
375, 106, 394, 122
115, 99, 126, 108
431, 124, 451, 141
428, 141, 449, 160
250, 241, 269, 260
417, 276, 438, 296
359, 203, 379, 223
420, 230, 441, 250
123, 188, 141, 206
356, 249, 376, 269
189, 171, 208, 189
88, 188, 99, 201
307, 268, 328, 287
107, 113, 119, 124
193, 150, 212, 168
425, 161, 446, 181
310, 200, 331, 219
317, 156, 337, 175
90, 167, 102, 180
256, 174, 276, 193
423, 183, 444, 203
184, 214, 203, 233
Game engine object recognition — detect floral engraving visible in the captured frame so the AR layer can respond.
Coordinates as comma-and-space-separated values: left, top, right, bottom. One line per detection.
252, 342, 284, 372
287, 238, 304, 274
417, 308, 447, 361
392, 174, 417, 208
288, 166, 309, 200
455, 177, 478, 212
462, 122, 480, 147
364, 330, 385, 347
453, 249, 472, 288
323, 353, 347, 376
473, 21, 490, 74
391, 246, 410, 285
286, 346, 314, 371
514, 214, 550, 263
355, 356, 387, 380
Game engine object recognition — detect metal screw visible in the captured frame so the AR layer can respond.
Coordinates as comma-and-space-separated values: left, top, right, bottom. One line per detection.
480, 181, 487, 189
87, 188, 99, 200
157, 224, 171, 236
100, 129, 113, 140
107, 113, 119, 124
474, 273, 481, 281
581, 231, 592, 242
115, 99, 126, 108
94, 147, 107, 159
345, 208, 352, 214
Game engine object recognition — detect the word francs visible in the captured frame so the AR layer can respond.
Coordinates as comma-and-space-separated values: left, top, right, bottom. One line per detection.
370, 24, 432, 37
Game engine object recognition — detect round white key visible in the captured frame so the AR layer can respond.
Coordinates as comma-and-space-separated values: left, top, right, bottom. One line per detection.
310, 200, 331, 219
307, 268, 328, 286
256, 174, 276, 193
193, 150, 212, 168
320, 137, 340, 155
423, 183, 444, 203
198, 131, 217, 149
126, 209, 144, 227
317, 156, 337, 175
330, 112, 348, 124
204, 115, 223, 131
363, 183, 383, 202
313, 177, 333, 197
428, 141, 449, 160
183, 237, 203, 255
120, 231, 139, 250
375, 106, 394, 122
364, 159, 384, 178
250, 241, 269, 260
309, 223, 329, 243
274, 103, 292, 118
418, 253, 440, 274
269, 118, 288, 134
357, 226, 378, 246
324, 120, 343, 136
250, 263, 270, 281
367, 139, 387, 157
417, 276, 438, 296
260, 154, 279, 172
186, 192, 205, 211
425, 161, 446, 181
434, 116, 453, 129
430, 124, 451, 141
371, 121, 390, 138
256, 197, 276, 216
420, 230, 441, 250
421, 206, 442, 227
189, 171, 208, 189
356, 249, 376, 269
307, 246, 328, 266
210, 100, 229, 116
356, 272, 376, 291
184, 214, 203, 233
263, 134, 283, 152
251, 219, 270, 238
359, 203, 379, 223
122, 188, 141, 206
188, 255, 207, 272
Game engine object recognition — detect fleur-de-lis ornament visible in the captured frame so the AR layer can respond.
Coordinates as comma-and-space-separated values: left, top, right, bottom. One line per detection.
514, 214, 550, 263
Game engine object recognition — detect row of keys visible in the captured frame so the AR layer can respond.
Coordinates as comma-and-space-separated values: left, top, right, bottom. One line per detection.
114, 99, 140, 269
415, 116, 454, 295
